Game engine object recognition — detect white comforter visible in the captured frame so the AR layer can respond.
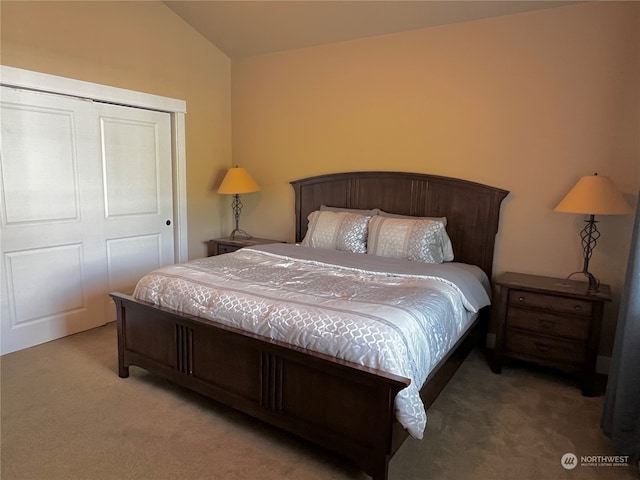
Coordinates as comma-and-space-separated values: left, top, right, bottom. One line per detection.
133, 243, 491, 439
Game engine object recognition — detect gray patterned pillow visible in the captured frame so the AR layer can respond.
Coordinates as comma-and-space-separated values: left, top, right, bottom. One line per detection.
377, 210, 454, 261
367, 216, 447, 263
301, 211, 370, 253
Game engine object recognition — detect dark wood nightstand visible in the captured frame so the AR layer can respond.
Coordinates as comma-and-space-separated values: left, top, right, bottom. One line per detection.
207, 237, 284, 256
491, 272, 612, 396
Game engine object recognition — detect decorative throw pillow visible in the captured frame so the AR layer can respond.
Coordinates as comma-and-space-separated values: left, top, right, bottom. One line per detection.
301, 211, 370, 253
367, 216, 448, 263
377, 211, 454, 261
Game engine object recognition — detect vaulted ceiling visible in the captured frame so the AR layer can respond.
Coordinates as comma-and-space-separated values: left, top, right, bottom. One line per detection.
164, 1, 576, 58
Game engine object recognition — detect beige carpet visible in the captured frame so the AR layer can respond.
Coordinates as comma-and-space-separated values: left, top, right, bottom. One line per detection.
1, 322, 638, 480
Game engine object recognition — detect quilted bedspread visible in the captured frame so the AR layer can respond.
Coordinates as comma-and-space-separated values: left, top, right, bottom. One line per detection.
133, 243, 490, 439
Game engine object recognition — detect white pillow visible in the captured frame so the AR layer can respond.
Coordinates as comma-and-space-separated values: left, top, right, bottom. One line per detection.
301, 211, 370, 253
377, 211, 454, 261
367, 216, 449, 263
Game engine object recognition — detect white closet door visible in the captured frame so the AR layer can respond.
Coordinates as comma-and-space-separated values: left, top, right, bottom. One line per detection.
1, 87, 107, 354
97, 102, 174, 320
0, 87, 174, 354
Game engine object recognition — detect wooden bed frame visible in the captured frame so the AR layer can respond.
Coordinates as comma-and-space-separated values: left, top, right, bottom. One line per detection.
112, 171, 508, 480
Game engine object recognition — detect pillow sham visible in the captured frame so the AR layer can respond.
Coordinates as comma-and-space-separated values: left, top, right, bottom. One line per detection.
320, 205, 379, 216
367, 216, 449, 264
378, 209, 447, 225
302, 210, 370, 253
377, 210, 454, 261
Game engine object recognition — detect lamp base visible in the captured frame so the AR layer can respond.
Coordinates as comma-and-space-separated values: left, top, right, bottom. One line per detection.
229, 229, 253, 240
566, 270, 600, 293
563, 214, 601, 293
228, 194, 253, 240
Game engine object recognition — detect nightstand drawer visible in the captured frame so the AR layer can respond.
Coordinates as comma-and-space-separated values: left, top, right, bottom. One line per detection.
507, 308, 590, 341
505, 329, 586, 366
508, 289, 592, 317
218, 244, 240, 254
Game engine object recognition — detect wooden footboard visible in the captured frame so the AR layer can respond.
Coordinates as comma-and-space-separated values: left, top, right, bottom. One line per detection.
113, 292, 413, 480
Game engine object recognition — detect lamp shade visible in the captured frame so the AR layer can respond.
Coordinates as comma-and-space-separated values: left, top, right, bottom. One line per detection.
217, 167, 260, 195
554, 174, 631, 216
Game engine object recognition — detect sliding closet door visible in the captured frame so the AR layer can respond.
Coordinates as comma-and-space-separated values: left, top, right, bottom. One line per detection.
0, 87, 174, 354
97, 102, 174, 319
0, 87, 106, 354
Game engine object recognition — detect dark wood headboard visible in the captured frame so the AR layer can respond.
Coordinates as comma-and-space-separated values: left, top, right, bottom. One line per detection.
290, 171, 508, 279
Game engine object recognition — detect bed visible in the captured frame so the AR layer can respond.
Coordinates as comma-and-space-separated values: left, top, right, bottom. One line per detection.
112, 171, 508, 480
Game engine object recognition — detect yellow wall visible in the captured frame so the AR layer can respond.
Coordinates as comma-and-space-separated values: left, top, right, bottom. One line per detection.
2, 1, 638, 357
232, 2, 640, 355
0, 0, 231, 259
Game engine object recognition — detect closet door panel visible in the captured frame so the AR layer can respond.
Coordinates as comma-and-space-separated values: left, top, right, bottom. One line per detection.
0, 87, 106, 354
0, 87, 175, 354
97, 103, 174, 309
1, 104, 79, 223
102, 117, 160, 216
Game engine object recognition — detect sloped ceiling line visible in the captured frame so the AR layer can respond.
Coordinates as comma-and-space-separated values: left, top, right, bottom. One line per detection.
164, 1, 577, 58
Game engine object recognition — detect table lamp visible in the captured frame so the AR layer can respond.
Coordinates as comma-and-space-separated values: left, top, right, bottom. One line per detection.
554, 173, 631, 292
217, 166, 260, 239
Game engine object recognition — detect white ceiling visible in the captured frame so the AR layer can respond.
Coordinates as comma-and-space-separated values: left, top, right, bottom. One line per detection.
164, 1, 576, 58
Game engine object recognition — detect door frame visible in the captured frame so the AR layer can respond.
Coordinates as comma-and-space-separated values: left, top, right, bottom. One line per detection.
0, 65, 188, 263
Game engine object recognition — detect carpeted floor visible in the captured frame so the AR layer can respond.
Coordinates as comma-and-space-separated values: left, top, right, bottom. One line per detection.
1, 322, 637, 480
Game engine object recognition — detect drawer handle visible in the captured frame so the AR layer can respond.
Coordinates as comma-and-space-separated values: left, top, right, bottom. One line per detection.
538, 319, 556, 329
518, 296, 526, 303
534, 342, 552, 352
574, 305, 582, 311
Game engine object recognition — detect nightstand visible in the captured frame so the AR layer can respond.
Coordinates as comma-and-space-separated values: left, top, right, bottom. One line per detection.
207, 237, 284, 256
491, 272, 611, 396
